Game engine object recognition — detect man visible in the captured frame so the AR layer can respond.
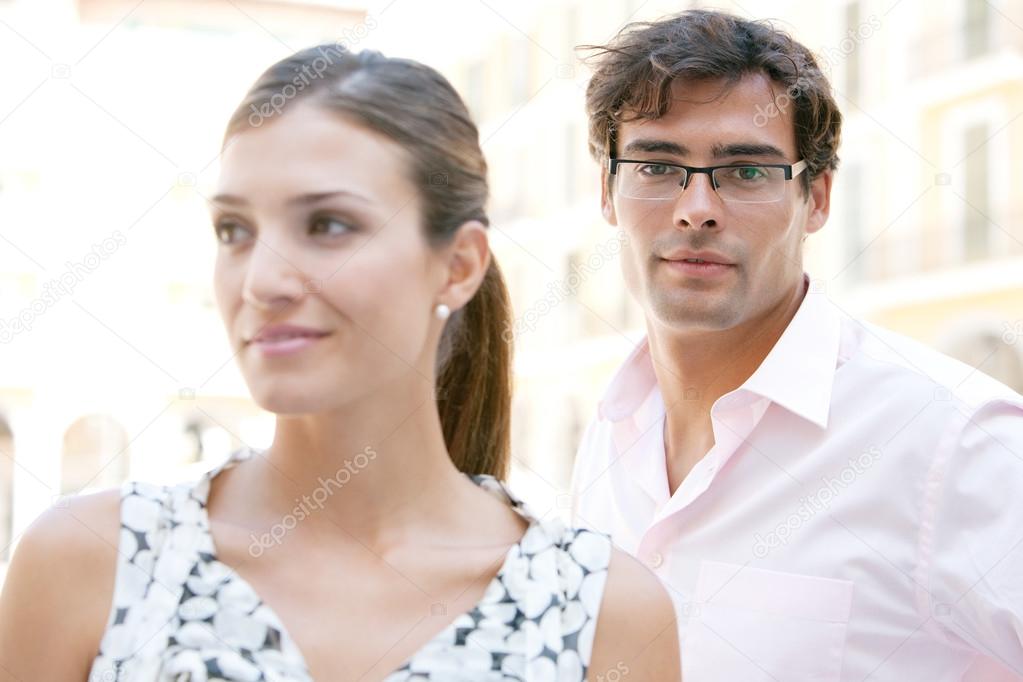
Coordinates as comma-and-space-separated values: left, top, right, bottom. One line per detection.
570, 9, 1023, 681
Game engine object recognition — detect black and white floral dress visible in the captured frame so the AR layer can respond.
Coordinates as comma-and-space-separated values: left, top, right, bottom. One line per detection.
88, 447, 612, 681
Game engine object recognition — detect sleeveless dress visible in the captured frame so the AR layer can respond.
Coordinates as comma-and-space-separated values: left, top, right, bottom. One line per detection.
87, 446, 612, 681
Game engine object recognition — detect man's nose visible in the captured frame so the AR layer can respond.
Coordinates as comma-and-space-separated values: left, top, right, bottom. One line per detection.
673, 171, 722, 230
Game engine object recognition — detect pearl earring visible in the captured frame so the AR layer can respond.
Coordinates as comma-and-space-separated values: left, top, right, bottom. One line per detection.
434, 303, 451, 321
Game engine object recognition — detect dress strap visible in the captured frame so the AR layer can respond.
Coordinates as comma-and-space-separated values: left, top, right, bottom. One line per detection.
89, 449, 254, 676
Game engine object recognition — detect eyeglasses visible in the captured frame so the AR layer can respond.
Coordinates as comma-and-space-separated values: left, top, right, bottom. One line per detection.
608, 158, 808, 204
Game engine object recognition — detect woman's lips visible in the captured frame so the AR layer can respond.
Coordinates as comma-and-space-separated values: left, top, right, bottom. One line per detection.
250, 333, 329, 357
246, 324, 331, 357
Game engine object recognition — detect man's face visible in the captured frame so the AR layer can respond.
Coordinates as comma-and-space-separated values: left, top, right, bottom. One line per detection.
602, 73, 831, 336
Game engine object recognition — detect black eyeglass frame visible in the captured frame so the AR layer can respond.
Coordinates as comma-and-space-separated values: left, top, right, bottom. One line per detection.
607, 158, 809, 201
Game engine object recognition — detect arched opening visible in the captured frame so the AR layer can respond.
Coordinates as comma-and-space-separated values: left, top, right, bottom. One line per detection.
60, 414, 131, 495
0, 415, 13, 562
939, 322, 1023, 393
181, 415, 232, 466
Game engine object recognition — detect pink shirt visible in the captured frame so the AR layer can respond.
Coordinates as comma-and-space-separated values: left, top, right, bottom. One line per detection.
571, 280, 1023, 681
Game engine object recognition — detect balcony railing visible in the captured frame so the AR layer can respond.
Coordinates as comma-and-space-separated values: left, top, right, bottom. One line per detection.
844, 215, 1023, 283
909, 15, 1023, 79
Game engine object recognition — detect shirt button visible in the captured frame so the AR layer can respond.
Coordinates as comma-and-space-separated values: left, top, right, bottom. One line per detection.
647, 552, 664, 569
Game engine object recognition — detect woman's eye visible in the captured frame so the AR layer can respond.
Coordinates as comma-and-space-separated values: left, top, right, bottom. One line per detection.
214, 220, 251, 244
310, 216, 353, 237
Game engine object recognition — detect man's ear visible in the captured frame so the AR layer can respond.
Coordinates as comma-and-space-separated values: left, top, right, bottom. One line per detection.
601, 171, 618, 226
438, 220, 491, 311
805, 169, 833, 236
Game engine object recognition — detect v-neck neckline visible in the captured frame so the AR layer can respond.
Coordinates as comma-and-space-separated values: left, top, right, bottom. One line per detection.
194, 446, 534, 680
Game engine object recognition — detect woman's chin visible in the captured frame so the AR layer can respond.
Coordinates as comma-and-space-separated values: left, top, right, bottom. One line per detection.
247, 386, 334, 416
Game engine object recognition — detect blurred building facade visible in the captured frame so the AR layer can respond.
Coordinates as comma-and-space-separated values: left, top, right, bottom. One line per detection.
431, 0, 1023, 510
0, 0, 1020, 583
0, 0, 369, 574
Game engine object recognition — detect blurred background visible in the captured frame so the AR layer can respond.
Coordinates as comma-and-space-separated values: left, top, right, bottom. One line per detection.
0, 0, 1021, 583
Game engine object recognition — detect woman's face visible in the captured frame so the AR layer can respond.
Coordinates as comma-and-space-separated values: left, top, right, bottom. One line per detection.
210, 101, 446, 415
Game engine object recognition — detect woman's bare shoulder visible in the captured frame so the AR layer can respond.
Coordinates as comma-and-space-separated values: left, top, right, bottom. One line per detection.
0, 487, 122, 680
589, 547, 681, 681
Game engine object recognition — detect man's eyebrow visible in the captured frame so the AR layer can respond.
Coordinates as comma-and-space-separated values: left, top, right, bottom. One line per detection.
621, 139, 689, 156
711, 143, 788, 159
620, 139, 789, 161
209, 190, 371, 206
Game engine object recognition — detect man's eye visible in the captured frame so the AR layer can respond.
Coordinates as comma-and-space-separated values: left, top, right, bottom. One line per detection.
310, 216, 353, 236
638, 163, 680, 177
733, 166, 766, 181
214, 220, 251, 244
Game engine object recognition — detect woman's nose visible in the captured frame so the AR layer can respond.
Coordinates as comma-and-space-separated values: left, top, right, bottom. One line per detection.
240, 239, 307, 311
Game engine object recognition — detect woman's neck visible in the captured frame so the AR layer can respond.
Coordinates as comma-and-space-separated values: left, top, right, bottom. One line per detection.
242, 382, 474, 548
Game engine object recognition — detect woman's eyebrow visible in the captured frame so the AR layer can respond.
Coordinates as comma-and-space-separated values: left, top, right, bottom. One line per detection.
285, 190, 372, 206
208, 189, 372, 207
210, 193, 247, 206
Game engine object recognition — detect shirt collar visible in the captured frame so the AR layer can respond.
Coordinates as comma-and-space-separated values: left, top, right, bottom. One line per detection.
597, 276, 843, 429
741, 281, 841, 429
597, 336, 658, 423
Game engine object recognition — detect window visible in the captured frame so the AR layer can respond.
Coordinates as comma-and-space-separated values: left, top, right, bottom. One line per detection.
0, 416, 12, 562
964, 0, 991, 59
465, 60, 486, 122
842, 163, 865, 281
508, 37, 530, 109
963, 122, 991, 261
565, 4, 579, 52
844, 1, 862, 102
565, 121, 578, 204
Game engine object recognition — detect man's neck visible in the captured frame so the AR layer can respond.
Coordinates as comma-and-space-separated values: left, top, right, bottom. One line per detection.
648, 281, 808, 494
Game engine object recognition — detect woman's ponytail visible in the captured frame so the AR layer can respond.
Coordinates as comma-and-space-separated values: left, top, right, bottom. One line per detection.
436, 260, 513, 479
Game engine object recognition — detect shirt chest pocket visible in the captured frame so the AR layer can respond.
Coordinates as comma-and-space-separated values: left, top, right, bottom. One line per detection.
683, 561, 854, 682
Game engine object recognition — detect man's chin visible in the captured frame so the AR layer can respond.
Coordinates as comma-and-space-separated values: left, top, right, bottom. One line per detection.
648, 296, 740, 333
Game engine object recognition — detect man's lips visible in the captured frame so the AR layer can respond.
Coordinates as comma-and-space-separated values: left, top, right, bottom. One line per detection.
659, 250, 736, 279
659, 249, 735, 266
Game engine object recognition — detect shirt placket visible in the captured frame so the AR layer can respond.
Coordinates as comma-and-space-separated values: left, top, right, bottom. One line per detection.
638, 392, 772, 567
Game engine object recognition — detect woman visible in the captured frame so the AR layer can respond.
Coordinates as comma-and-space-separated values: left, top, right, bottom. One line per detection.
0, 47, 679, 680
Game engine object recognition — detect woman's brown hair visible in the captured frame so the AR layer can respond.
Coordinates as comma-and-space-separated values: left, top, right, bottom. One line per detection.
223, 45, 513, 479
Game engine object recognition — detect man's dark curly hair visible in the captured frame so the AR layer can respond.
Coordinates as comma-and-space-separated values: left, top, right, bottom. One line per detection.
582, 9, 842, 194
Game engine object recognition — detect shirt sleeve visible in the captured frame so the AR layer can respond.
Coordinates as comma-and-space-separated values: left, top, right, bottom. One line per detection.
924, 398, 1023, 670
